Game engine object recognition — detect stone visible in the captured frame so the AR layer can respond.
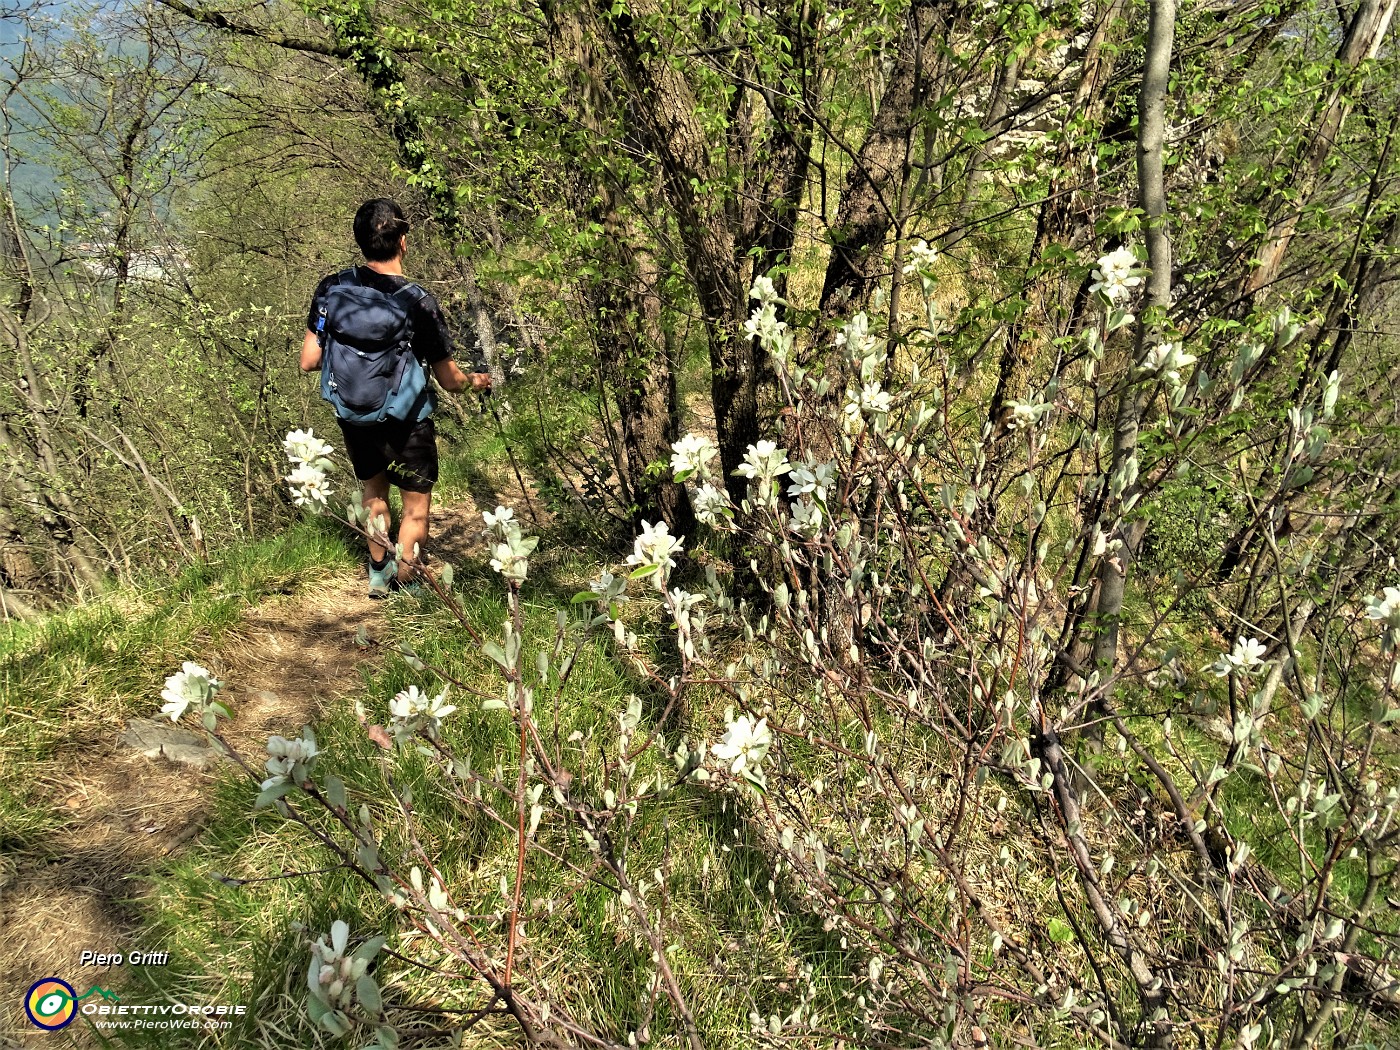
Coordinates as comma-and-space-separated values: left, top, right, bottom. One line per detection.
119, 718, 225, 771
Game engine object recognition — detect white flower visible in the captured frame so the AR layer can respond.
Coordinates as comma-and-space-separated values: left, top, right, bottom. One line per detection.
712, 714, 772, 777
1142, 341, 1197, 386
1007, 400, 1049, 430
670, 433, 719, 480
588, 570, 629, 605
286, 463, 332, 510
627, 520, 684, 582
668, 587, 707, 660
835, 312, 879, 361
283, 429, 335, 470
1365, 587, 1400, 630
734, 440, 791, 481
1090, 247, 1144, 303
1207, 636, 1269, 677
842, 391, 863, 432
788, 498, 824, 537
859, 382, 892, 416
160, 661, 221, 722
693, 483, 733, 527
490, 537, 536, 583
483, 506, 515, 531
262, 730, 320, 787
483, 506, 537, 582
902, 239, 938, 275
786, 460, 837, 504
389, 685, 456, 742
749, 275, 782, 305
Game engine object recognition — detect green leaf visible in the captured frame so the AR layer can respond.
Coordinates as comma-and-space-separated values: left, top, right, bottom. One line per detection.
353, 935, 387, 963
325, 775, 347, 813
1048, 918, 1074, 943
483, 640, 510, 669
356, 975, 382, 1015
254, 781, 294, 810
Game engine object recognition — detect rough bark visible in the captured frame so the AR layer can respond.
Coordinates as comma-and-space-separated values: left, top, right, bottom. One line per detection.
816, 0, 956, 321
593, 2, 755, 497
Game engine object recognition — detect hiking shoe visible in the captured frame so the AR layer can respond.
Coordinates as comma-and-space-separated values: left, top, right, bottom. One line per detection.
389, 575, 425, 599
368, 558, 398, 599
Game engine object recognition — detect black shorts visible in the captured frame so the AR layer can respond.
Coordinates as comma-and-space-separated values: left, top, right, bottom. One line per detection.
338, 416, 439, 493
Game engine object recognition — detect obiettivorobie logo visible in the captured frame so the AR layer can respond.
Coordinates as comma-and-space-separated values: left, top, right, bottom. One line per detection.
24, 978, 120, 1031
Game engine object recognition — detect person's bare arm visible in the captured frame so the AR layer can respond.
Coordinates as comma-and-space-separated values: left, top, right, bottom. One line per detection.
300, 329, 322, 372
431, 358, 491, 392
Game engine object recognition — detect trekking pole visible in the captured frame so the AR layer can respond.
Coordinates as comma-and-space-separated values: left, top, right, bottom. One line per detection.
480, 387, 541, 528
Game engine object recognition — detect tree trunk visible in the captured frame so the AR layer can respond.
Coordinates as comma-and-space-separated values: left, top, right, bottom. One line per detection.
1087, 0, 1175, 738
1247, 0, 1400, 296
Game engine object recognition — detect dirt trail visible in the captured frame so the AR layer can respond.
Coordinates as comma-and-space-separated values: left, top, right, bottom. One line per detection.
0, 498, 494, 1047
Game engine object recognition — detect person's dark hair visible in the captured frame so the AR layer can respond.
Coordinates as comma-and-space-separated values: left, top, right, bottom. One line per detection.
353, 198, 409, 261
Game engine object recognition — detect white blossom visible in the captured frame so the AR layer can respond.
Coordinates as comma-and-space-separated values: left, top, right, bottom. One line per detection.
670, 433, 719, 480
668, 588, 707, 660
1007, 400, 1050, 430
693, 483, 734, 527
389, 685, 457, 743
1090, 247, 1144, 304
787, 460, 837, 504
627, 520, 685, 584
712, 714, 772, 780
262, 729, 320, 788
483, 505, 537, 582
749, 274, 782, 306
1141, 341, 1197, 386
734, 440, 791, 481
901, 239, 938, 275
283, 429, 335, 469
835, 312, 879, 361
160, 661, 222, 722
286, 463, 333, 510
1207, 637, 1269, 677
788, 498, 825, 537
1365, 587, 1400, 631
483, 505, 515, 530
859, 382, 893, 417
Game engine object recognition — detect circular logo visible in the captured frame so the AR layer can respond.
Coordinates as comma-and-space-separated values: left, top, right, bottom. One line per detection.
25, 978, 77, 1031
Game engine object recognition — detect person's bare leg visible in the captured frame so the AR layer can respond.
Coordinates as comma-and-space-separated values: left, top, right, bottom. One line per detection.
397, 489, 432, 581
362, 473, 392, 563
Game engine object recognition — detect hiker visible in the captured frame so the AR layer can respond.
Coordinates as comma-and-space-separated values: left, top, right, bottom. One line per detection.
300, 197, 490, 597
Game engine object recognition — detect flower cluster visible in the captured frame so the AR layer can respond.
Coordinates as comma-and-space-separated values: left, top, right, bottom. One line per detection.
901, 238, 938, 276
627, 520, 685, 589
735, 440, 791, 483
1006, 399, 1051, 430
262, 728, 320, 789
712, 712, 772, 788
744, 275, 794, 365
1206, 636, 1269, 677
1141, 340, 1197, 387
693, 483, 734, 527
670, 433, 719, 482
484, 505, 538, 584
284, 429, 335, 511
389, 684, 457, 743
159, 661, 226, 726
1089, 247, 1144, 304
306, 920, 385, 1038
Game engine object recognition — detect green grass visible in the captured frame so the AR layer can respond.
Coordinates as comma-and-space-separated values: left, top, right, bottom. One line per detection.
115, 532, 813, 1048
0, 518, 356, 852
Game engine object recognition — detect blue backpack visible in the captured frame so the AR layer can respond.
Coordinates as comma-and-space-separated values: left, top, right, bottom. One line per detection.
316, 268, 431, 425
